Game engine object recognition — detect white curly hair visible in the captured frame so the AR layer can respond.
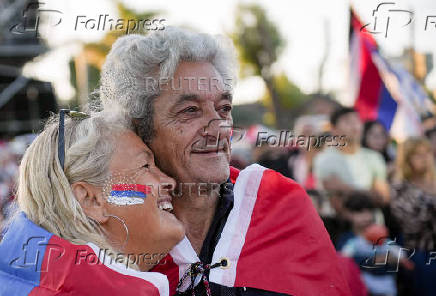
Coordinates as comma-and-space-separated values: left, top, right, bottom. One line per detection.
99, 26, 237, 142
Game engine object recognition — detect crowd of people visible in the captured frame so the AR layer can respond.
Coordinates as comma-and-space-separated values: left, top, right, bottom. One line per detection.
233, 106, 436, 296
0, 137, 29, 227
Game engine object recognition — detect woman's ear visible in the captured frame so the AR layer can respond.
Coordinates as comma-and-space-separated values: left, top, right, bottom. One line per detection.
72, 182, 109, 224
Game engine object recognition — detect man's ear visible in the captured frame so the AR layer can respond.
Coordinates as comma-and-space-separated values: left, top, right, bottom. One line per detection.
72, 182, 108, 224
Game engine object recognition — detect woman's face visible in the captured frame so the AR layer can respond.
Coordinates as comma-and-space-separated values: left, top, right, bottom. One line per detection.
366, 123, 388, 152
103, 130, 185, 269
409, 145, 434, 175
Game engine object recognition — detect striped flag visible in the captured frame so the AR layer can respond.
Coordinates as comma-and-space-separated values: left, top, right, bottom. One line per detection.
348, 9, 434, 141
0, 212, 169, 295
152, 164, 351, 295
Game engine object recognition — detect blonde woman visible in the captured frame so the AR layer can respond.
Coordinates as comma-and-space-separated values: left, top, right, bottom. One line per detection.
0, 110, 184, 295
391, 137, 436, 296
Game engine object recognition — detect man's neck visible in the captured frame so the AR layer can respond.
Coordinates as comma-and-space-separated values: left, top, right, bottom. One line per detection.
172, 184, 220, 255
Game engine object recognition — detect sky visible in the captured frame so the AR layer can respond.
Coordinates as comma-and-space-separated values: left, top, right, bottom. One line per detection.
20, 0, 436, 105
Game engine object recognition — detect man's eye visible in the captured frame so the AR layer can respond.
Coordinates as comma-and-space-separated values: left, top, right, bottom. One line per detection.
221, 105, 232, 112
183, 106, 199, 113
218, 105, 232, 113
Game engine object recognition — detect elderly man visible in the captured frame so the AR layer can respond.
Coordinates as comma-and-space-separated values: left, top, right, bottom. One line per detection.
100, 28, 350, 296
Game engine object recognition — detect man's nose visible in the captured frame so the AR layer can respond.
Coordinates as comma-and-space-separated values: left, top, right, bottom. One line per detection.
200, 116, 232, 141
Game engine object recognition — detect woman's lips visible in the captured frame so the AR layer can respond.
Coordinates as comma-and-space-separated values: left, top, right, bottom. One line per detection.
158, 197, 173, 212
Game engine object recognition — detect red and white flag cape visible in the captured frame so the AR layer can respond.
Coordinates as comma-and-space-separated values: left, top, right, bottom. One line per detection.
152, 164, 351, 295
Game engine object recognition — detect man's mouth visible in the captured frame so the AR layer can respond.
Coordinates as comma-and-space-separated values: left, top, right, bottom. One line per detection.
191, 147, 226, 154
191, 140, 229, 154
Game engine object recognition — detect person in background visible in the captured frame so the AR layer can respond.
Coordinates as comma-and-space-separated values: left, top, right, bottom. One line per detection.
391, 137, 436, 296
314, 107, 390, 205
361, 120, 401, 242
255, 144, 292, 178
288, 115, 329, 190
422, 113, 436, 169
362, 120, 395, 180
340, 191, 412, 296
0, 142, 19, 230
425, 127, 436, 165
313, 107, 390, 243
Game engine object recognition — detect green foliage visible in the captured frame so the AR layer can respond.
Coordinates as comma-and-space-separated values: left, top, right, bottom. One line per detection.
258, 74, 308, 127
273, 74, 308, 108
232, 4, 285, 78
83, 1, 157, 66
232, 4, 309, 128
70, 1, 157, 106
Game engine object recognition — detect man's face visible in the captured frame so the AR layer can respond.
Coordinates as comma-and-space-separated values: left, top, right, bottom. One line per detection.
149, 62, 233, 186
334, 112, 362, 144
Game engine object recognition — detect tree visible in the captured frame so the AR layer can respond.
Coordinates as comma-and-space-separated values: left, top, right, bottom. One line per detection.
232, 4, 306, 128
261, 74, 308, 127
70, 2, 157, 106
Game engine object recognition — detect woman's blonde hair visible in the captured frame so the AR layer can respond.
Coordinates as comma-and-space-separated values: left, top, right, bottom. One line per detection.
396, 137, 436, 182
17, 109, 130, 250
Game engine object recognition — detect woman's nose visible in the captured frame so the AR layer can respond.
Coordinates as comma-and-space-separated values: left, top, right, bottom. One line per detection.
156, 169, 176, 196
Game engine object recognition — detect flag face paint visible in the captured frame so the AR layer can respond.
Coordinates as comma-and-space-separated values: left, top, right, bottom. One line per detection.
108, 184, 152, 206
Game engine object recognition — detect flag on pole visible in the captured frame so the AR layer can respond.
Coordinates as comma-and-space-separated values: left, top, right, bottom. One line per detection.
348, 9, 434, 141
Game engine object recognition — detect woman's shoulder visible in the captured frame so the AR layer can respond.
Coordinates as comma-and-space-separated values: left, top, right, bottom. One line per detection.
0, 212, 168, 295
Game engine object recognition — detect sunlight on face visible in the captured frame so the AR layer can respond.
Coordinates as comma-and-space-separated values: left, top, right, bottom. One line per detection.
104, 130, 184, 261
149, 62, 233, 185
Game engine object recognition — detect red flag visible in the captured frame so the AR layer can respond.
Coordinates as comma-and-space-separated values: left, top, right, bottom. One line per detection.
153, 164, 351, 295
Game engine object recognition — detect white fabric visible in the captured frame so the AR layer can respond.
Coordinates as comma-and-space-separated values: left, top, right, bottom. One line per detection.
209, 164, 266, 286
169, 236, 202, 291
169, 164, 267, 291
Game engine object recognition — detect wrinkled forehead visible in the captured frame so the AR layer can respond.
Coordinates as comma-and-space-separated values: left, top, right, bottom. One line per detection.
158, 61, 233, 104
